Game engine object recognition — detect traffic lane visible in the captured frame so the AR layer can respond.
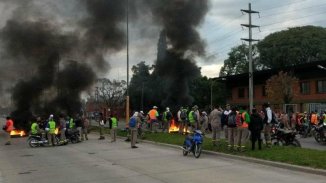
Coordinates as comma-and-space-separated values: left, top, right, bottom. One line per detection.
1, 132, 325, 183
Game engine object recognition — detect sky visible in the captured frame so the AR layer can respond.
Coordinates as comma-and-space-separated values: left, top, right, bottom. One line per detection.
0, 0, 325, 108
104, 0, 326, 80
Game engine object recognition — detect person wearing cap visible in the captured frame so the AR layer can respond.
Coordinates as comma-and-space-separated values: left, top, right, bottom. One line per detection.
148, 106, 159, 133
162, 107, 173, 133
178, 107, 188, 134
137, 111, 145, 139
200, 111, 209, 134
129, 112, 141, 148
46, 114, 57, 146
209, 105, 223, 146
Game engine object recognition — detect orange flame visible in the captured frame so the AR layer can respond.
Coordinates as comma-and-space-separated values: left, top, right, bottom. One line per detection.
168, 119, 190, 133
54, 128, 59, 135
10, 130, 26, 136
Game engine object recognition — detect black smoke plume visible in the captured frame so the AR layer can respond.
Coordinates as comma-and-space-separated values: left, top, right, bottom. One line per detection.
0, 1, 129, 130
147, 0, 209, 108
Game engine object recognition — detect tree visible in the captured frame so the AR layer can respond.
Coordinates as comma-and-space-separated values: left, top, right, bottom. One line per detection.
189, 77, 227, 110
257, 26, 326, 69
219, 44, 260, 76
97, 78, 126, 110
265, 71, 299, 105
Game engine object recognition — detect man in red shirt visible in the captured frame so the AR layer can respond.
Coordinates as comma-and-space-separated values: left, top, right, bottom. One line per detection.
3, 116, 14, 145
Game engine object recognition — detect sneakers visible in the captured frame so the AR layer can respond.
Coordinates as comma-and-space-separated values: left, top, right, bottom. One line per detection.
131, 146, 138, 148
4, 142, 11, 145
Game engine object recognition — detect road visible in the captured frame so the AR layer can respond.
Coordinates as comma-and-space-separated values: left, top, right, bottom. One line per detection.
0, 131, 325, 183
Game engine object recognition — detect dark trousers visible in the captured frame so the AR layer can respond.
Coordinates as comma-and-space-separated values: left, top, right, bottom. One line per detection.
251, 131, 262, 150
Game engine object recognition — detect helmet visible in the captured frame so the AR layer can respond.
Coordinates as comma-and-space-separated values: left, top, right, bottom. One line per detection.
49, 114, 54, 118
166, 107, 170, 111
153, 106, 158, 109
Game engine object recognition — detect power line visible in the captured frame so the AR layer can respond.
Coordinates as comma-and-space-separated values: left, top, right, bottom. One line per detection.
260, 10, 326, 27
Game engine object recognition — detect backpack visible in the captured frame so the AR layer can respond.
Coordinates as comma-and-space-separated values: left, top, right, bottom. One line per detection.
129, 117, 137, 128
227, 112, 237, 127
166, 111, 172, 120
180, 110, 187, 120
221, 111, 228, 125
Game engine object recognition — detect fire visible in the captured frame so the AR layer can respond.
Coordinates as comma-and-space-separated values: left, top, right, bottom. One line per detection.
54, 128, 59, 135
168, 119, 190, 133
10, 130, 26, 137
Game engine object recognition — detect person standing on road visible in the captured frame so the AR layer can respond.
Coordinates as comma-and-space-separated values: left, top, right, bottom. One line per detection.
110, 115, 118, 142
81, 116, 89, 141
59, 114, 67, 143
129, 112, 140, 148
75, 115, 82, 142
99, 113, 105, 140
148, 106, 159, 133
46, 114, 57, 146
3, 116, 14, 145
209, 105, 223, 146
249, 108, 263, 150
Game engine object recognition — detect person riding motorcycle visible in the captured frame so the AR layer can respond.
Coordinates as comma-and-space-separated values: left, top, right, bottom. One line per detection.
30, 117, 45, 138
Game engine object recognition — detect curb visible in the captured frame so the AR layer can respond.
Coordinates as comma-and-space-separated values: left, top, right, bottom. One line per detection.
138, 139, 326, 176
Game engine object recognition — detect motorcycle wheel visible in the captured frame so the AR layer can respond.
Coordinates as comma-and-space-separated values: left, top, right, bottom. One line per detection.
193, 144, 202, 158
28, 138, 39, 148
290, 139, 301, 147
314, 133, 321, 143
182, 144, 188, 156
273, 140, 284, 146
70, 137, 78, 144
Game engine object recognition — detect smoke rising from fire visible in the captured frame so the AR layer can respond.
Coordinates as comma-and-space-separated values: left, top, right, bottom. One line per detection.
146, 0, 209, 107
0, 0, 209, 128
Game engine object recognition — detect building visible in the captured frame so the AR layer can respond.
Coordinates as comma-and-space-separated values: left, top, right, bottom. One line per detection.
218, 60, 326, 113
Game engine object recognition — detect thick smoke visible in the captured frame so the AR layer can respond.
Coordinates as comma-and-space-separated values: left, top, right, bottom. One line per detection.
147, 0, 209, 107
0, 0, 128, 129
0, 0, 209, 129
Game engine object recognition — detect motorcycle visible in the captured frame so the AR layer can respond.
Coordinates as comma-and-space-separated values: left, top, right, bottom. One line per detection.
271, 123, 301, 147
65, 129, 80, 144
182, 130, 203, 158
312, 123, 326, 144
27, 134, 60, 148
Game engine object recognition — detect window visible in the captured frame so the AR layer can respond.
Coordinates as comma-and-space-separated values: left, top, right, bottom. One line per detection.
238, 88, 245, 98
262, 86, 267, 97
300, 82, 310, 94
317, 80, 326, 93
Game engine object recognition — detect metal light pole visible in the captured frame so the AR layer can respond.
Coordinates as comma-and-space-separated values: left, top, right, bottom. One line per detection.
125, 0, 130, 127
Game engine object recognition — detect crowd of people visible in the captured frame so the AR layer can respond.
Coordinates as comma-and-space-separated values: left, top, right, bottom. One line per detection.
2, 114, 90, 146
126, 103, 326, 151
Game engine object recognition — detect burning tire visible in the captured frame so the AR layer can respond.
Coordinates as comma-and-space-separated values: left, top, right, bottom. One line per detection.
193, 144, 202, 158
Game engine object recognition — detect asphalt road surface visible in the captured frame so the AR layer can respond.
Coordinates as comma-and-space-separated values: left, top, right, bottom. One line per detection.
0, 131, 325, 183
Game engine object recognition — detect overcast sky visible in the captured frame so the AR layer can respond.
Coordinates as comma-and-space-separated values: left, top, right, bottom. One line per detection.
104, 0, 326, 81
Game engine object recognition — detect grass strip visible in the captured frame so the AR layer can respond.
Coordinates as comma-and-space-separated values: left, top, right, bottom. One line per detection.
88, 126, 326, 169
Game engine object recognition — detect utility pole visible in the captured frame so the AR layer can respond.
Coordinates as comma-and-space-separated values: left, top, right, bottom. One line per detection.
241, 3, 259, 112
126, 0, 130, 127
141, 82, 144, 111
